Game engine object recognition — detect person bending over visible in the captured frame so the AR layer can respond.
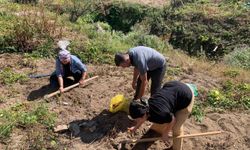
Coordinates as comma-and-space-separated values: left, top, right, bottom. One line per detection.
128, 81, 195, 150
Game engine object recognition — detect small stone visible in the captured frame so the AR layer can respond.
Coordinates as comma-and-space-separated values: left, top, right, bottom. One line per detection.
62, 102, 69, 105
53, 125, 68, 132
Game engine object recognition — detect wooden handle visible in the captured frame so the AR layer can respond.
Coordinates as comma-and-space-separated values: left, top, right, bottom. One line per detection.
176, 131, 223, 138
44, 76, 99, 99
121, 131, 223, 143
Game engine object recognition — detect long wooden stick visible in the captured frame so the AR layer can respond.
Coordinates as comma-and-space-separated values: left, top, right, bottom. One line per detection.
121, 131, 223, 143
44, 76, 99, 99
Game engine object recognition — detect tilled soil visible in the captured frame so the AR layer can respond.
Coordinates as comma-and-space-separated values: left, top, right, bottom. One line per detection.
0, 53, 249, 150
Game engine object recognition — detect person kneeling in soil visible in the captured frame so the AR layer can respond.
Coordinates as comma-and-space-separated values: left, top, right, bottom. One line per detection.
128, 81, 195, 150
50, 40, 87, 93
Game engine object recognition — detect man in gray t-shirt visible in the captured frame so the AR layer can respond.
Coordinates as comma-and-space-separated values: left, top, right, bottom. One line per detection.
115, 46, 167, 100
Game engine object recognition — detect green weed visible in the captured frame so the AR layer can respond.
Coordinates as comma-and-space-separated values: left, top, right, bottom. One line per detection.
241, 96, 250, 109
0, 95, 6, 103
191, 103, 205, 122
0, 68, 27, 85
207, 82, 250, 110
0, 123, 14, 139
207, 89, 237, 109
0, 103, 56, 140
223, 70, 240, 78
167, 66, 182, 76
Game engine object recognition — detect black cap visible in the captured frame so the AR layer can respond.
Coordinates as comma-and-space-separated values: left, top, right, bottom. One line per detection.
114, 53, 125, 66
129, 101, 148, 119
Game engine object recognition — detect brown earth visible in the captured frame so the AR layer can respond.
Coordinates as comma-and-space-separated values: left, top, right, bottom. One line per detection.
0, 53, 249, 150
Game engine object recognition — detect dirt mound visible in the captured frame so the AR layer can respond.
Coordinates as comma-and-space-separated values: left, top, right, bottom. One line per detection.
0, 53, 249, 150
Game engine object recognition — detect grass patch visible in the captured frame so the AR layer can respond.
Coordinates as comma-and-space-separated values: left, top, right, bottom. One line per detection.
0, 103, 56, 140
0, 68, 28, 85
0, 95, 6, 103
167, 66, 183, 76
223, 70, 240, 78
207, 81, 250, 110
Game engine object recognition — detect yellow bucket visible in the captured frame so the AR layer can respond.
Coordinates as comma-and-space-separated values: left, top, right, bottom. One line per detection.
109, 94, 131, 114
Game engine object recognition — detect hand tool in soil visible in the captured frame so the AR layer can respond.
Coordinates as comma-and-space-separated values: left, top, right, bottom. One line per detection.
120, 131, 223, 144
44, 76, 99, 99
28, 73, 51, 78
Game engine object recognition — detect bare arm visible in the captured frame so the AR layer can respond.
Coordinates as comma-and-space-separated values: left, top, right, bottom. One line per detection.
79, 72, 87, 85
132, 68, 139, 89
136, 73, 147, 99
58, 76, 64, 93
128, 115, 147, 133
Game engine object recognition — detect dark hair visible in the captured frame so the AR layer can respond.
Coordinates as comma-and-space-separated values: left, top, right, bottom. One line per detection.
114, 53, 126, 66
129, 101, 148, 119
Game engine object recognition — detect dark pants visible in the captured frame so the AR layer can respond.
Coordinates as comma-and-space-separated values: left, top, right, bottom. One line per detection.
49, 70, 82, 88
134, 63, 167, 99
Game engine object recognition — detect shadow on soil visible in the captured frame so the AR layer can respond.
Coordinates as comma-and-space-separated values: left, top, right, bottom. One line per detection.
64, 110, 131, 143
27, 78, 75, 101
27, 84, 57, 101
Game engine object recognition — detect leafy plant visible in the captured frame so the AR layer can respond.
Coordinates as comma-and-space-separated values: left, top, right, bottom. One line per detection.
191, 103, 205, 122
0, 103, 56, 140
0, 68, 28, 85
207, 82, 250, 110
241, 96, 250, 109
207, 89, 237, 109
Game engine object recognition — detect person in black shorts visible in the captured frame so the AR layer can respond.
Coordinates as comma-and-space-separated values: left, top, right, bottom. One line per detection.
128, 81, 195, 150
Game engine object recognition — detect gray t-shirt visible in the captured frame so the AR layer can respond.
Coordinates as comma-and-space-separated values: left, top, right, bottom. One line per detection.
128, 46, 166, 74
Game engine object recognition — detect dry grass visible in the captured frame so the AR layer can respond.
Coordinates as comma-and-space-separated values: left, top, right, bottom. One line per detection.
124, 0, 170, 7
167, 50, 250, 84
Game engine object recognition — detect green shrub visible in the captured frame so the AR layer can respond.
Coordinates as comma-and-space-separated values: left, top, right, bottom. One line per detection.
68, 0, 98, 22
125, 30, 168, 52
97, 1, 155, 33
0, 5, 61, 56
223, 47, 250, 70
76, 12, 100, 24
72, 31, 130, 64
144, 2, 250, 60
